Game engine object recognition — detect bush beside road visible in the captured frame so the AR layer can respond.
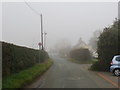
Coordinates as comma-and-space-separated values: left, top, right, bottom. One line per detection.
69, 48, 92, 63
91, 19, 120, 71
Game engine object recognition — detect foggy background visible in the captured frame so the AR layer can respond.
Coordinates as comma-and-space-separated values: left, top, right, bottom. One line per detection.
2, 2, 118, 50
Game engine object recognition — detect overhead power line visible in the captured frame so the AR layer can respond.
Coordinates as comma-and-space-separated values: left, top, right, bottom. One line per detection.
24, 0, 40, 15
24, 0, 44, 50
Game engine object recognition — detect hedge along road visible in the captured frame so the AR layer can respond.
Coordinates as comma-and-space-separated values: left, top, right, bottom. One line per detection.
27, 55, 118, 88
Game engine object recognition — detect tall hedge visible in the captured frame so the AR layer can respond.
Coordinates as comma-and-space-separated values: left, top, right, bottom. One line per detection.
91, 19, 120, 71
2, 42, 49, 77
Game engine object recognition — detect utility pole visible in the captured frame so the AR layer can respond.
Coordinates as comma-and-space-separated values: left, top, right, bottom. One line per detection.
44, 32, 47, 51
40, 14, 44, 50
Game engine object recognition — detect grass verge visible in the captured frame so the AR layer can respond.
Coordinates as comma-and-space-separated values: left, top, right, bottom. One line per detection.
68, 58, 97, 64
2, 59, 53, 88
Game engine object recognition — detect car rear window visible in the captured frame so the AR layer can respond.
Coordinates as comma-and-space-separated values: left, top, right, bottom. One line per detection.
116, 57, 120, 61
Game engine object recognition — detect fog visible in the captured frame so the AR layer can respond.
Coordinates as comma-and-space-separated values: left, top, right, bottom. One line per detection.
2, 2, 118, 51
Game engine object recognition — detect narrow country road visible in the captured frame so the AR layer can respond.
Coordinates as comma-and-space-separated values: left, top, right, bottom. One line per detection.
35, 55, 116, 88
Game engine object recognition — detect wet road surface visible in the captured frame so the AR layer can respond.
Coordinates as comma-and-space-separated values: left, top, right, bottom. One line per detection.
38, 55, 116, 88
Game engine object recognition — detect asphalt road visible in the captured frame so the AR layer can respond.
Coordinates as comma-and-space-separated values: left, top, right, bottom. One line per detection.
35, 55, 117, 88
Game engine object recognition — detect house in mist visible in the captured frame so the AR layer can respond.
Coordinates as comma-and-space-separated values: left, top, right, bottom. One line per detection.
73, 38, 98, 58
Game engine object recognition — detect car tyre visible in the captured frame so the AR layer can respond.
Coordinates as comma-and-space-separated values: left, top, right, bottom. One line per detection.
114, 69, 120, 76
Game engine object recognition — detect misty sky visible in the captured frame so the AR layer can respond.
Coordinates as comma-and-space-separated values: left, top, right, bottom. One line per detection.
2, 2, 118, 50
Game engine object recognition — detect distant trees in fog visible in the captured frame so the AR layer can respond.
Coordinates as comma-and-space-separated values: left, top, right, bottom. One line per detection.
88, 30, 101, 51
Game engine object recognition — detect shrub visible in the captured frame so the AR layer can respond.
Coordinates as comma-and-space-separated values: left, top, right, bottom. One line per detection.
69, 48, 92, 62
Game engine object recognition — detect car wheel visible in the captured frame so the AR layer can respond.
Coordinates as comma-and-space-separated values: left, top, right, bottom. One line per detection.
114, 69, 120, 76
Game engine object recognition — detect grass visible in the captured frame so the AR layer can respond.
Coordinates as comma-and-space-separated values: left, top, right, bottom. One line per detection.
2, 59, 53, 88
68, 58, 98, 64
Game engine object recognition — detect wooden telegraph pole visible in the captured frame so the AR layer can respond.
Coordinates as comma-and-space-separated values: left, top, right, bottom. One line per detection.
40, 14, 44, 50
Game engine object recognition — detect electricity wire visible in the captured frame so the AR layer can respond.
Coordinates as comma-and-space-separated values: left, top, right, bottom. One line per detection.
24, 0, 41, 15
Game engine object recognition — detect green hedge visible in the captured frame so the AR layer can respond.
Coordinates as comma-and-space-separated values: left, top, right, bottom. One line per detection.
2, 42, 49, 77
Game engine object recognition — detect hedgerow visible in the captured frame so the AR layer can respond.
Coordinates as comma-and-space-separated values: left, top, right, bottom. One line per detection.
2, 42, 49, 77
